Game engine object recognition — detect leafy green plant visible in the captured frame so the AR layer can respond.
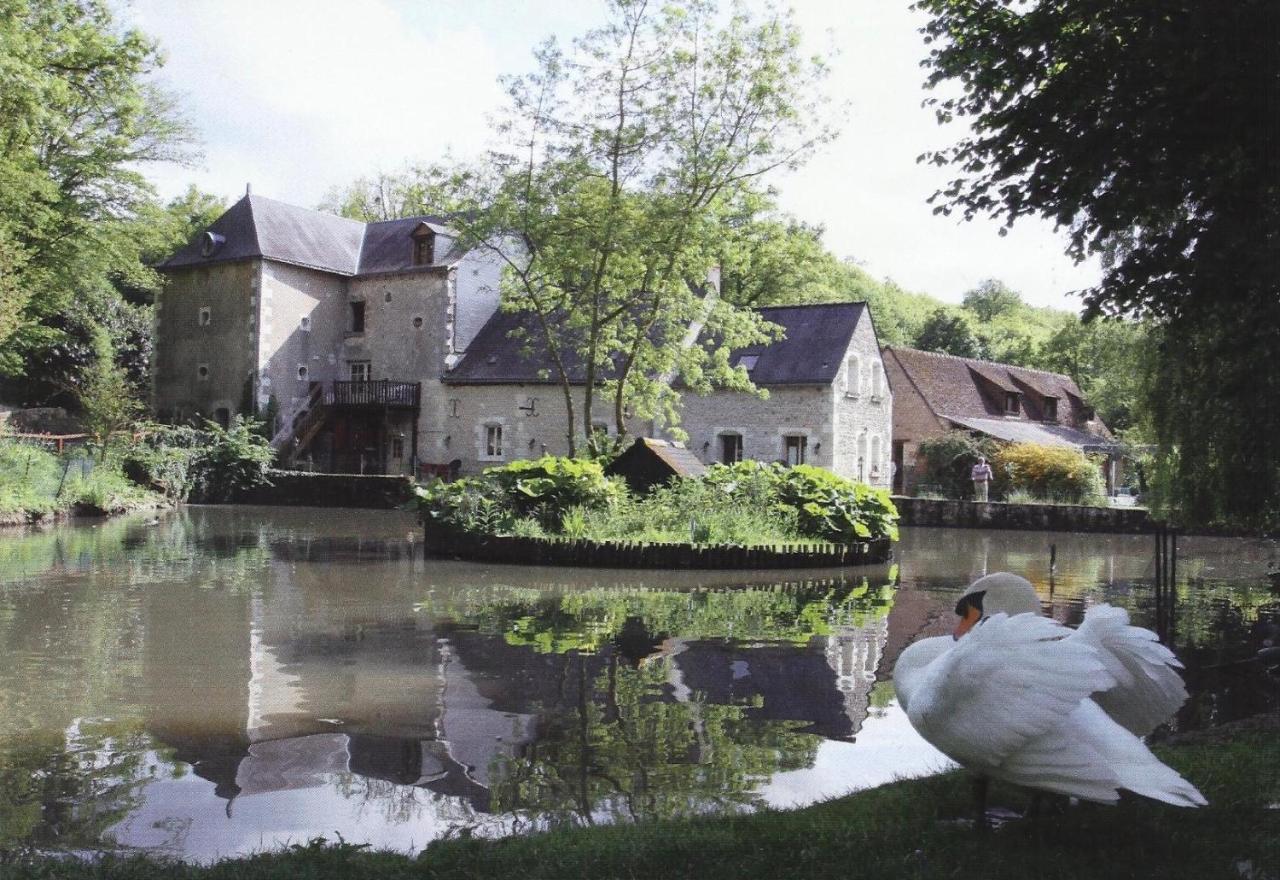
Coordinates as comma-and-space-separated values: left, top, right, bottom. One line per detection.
488, 456, 622, 522
914, 431, 1004, 500
992, 442, 1106, 506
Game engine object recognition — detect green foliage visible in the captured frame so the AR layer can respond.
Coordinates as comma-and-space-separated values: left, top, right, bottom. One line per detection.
992, 442, 1106, 506
124, 419, 273, 503
914, 308, 984, 359
914, 431, 1004, 500
75, 328, 143, 460
0, 0, 194, 393
487, 456, 622, 522
0, 439, 158, 519
915, 0, 1280, 528
418, 457, 898, 545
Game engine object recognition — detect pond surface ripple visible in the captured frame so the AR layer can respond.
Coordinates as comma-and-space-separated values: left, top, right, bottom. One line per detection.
0, 506, 1275, 861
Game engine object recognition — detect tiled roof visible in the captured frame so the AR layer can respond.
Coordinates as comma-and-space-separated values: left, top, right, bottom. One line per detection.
883, 346, 1111, 440
635, 438, 708, 477
446, 302, 868, 386
159, 195, 465, 277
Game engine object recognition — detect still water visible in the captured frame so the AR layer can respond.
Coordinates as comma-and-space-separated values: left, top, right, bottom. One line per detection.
0, 507, 1275, 860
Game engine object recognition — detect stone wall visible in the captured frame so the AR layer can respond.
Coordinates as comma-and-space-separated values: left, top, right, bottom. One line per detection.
674, 385, 837, 472
832, 314, 893, 489
154, 261, 260, 420
881, 349, 946, 495
893, 496, 1154, 533
232, 470, 416, 509
259, 261, 349, 431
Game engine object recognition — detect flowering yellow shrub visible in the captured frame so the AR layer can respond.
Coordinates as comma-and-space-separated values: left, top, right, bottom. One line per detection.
992, 442, 1106, 504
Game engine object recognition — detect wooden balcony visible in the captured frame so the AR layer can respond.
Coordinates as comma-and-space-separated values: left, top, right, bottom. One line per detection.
330, 380, 421, 409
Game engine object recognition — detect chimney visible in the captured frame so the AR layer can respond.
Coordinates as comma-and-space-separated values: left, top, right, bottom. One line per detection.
245, 182, 252, 196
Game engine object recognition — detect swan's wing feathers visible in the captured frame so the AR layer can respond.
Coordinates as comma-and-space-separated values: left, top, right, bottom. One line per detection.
906, 613, 1116, 769
1074, 604, 1189, 736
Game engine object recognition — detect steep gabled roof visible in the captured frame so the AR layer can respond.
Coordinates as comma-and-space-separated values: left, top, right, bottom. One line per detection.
444, 301, 869, 387
882, 346, 1112, 441
159, 195, 466, 277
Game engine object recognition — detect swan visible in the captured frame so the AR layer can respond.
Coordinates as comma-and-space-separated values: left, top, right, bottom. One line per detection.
894, 572, 1206, 820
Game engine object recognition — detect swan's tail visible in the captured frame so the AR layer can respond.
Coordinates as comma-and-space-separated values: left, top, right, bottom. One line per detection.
1080, 700, 1208, 807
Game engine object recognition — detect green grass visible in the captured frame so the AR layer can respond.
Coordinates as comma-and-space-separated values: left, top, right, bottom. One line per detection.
0, 440, 161, 522
4, 727, 1276, 880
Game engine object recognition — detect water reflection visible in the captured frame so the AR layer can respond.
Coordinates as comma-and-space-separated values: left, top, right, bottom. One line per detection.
0, 508, 1274, 860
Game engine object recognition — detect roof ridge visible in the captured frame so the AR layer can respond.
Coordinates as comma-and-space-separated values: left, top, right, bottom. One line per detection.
247, 193, 365, 228
755, 300, 867, 310
885, 344, 1074, 383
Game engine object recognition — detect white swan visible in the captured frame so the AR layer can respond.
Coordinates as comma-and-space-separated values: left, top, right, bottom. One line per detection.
894, 572, 1206, 812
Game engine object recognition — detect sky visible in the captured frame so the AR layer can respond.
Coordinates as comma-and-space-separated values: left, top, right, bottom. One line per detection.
120, 0, 1100, 312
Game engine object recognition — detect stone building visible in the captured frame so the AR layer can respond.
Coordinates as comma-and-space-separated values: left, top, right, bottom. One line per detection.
155, 194, 893, 487
881, 345, 1120, 494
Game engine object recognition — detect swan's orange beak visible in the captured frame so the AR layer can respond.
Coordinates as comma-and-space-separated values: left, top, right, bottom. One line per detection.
953, 604, 982, 640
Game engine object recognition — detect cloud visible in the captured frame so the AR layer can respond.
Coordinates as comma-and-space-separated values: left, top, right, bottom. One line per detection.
127, 0, 505, 204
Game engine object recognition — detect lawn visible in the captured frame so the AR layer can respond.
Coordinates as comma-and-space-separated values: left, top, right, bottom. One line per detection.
5, 721, 1276, 880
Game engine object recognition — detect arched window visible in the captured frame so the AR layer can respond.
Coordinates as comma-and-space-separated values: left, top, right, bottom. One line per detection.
870, 434, 883, 477
871, 362, 884, 399
857, 430, 869, 481
846, 354, 862, 396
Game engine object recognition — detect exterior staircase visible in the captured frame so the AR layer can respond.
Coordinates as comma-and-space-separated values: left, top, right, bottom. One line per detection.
275, 383, 329, 466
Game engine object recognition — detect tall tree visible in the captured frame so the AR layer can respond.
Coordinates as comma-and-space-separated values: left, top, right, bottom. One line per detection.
914, 0, 1280, 526
962, 279, 1022, 322
0, 0, 193, 383
425, 0, 834, 454
914, 308, 984, 359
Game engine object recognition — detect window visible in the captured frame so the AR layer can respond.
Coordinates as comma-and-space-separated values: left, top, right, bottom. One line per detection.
214, 407, 230, 429
384, 291, 392, 303
1043, 397, 1058, 421
720, 433, 743, 465
300, 315, 311, 332
349, 301, 366, 333
737, 354, 759, 372
784, 434, 807, 466
870, 435, 883, 477
845, 354, 862, 397
485, 424, 504, 459
871, 363, 884, 399
412, 316, 424, 329
297, 365, 308, 381
349, 361, 371, 382
449, 398, 460, 418
413, 232, 434, 266
197, 364, 210, 381
591, 421, 609, 437
390, 437, 404, 459
198, 306, 211, 326
1005, 392, 1021, 415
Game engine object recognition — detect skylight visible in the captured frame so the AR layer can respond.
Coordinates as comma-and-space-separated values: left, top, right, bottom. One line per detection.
738, 355, 759, 371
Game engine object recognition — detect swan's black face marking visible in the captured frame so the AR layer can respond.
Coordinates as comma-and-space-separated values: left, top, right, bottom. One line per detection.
955, 591, 986, 618
953, 591, 987, 640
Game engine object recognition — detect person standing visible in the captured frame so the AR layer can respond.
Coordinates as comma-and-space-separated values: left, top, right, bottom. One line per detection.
971, 456, 993, 502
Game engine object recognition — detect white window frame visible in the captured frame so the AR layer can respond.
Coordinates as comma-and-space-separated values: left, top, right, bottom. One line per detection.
871, 362, 884, 400
870, 434, 883, 479
348, 361, 371, 383
482, 423, 505, 460
198, 306, 211, 327
300, 315, 311, 332
296, 365, 308, 381
196, 363, 210, 382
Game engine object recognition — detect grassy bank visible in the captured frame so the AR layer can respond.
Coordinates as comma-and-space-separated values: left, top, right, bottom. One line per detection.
5, 723, 1276, 880
0, 440, 162, 525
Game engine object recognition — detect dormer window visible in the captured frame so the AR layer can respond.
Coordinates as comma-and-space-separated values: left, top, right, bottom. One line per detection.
412, 229, 435, 266
1042, 397, 1058, 421
1004, 392, 1021, 415
737, 354, 759, 372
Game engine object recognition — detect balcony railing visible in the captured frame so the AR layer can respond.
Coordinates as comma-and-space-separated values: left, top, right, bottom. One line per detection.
331, 380, 421, 408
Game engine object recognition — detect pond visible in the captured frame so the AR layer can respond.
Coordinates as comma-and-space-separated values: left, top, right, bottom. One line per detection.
0, 507, 1275, 861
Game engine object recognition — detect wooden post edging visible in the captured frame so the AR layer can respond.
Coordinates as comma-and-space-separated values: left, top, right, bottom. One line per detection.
422, 524, 892, 570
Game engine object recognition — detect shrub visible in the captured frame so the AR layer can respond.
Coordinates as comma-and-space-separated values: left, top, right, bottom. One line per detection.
487, 456, 623, 524
992, 442, 1107, 505
124, 418, 274, 502
773, 465, 899, 542
914, 431, 1004, 500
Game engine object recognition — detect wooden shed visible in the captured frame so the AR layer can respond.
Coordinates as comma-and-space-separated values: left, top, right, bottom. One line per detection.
605, 437, 708, 495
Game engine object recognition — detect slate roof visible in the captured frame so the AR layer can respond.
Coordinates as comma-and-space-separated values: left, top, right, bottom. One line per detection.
445, 302, 869, 387
946, 416, 1121, 451
159, 194, 465, 277
883, 346, 1113, 442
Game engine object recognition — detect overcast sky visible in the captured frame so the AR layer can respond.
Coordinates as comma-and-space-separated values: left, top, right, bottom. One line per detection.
120, 0, 1100, 312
